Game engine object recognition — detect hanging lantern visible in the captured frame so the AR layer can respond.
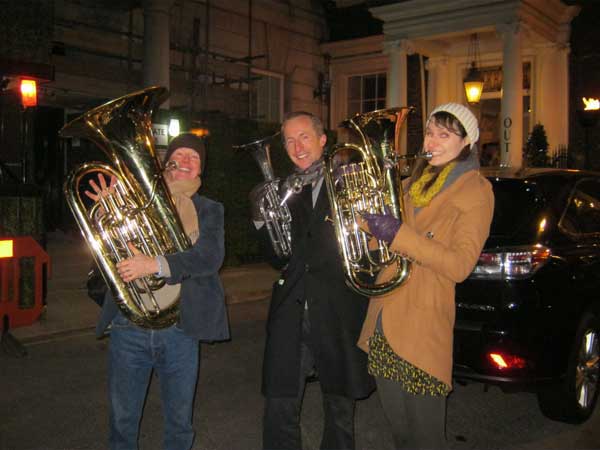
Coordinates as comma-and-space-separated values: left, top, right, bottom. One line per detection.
464, 64, 484, 104
463, 34, 484, 105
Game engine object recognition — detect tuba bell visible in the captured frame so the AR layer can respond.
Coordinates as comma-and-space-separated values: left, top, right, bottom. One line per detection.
61, 86, 191, 329
324, 107, 430, 297
234, 133, 293, 258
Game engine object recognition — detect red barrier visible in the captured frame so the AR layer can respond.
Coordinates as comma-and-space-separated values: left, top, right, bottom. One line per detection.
0, 237, 51, 329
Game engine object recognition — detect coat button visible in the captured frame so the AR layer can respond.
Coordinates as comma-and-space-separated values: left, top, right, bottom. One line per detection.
305, 263, 310, 272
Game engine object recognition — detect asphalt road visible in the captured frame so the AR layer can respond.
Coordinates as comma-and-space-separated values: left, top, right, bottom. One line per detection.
1, 299, 599, 450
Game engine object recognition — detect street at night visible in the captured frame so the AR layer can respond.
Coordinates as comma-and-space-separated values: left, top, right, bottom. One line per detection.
3, 1, 600, 449
1, 298, 599, 450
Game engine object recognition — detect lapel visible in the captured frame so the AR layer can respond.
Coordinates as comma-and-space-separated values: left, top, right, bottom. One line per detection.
310, 179, 329, 228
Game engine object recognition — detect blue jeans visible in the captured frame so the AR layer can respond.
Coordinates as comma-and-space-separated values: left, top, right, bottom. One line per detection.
108, 313, 200, 450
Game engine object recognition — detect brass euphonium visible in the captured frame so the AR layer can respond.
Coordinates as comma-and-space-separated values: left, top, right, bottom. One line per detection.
60, 86, 191, 329
234, 133, 293, 258
324, 107, 430, 296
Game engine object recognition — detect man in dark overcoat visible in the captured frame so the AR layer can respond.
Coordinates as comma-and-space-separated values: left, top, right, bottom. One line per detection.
256, 111, 375, 450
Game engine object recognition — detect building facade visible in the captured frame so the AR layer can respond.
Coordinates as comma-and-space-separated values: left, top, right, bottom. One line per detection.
325, 0, 580, 168
0, 0, 330, 232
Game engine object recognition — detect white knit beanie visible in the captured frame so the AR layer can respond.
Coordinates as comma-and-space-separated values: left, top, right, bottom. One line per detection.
428, 102, 479, 149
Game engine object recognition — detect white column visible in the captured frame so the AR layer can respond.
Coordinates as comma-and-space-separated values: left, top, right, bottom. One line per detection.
143, 0, 174, 107
498, 22, 524, 168
425, 56, 449, 114
384, 39, 411, 153
534, 43, 571, 156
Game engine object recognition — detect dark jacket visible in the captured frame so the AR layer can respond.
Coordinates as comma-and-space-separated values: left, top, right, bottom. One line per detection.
96, 194, 230, 342
262, 181, 375, 399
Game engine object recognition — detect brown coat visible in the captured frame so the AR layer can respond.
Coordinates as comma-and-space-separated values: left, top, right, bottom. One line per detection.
358, 169, 494, 389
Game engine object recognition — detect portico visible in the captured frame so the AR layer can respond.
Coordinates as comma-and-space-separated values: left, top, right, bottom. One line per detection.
325, 0, 579, 168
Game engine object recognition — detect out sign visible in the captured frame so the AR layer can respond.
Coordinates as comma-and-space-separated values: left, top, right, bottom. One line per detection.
152, 124, 168, 146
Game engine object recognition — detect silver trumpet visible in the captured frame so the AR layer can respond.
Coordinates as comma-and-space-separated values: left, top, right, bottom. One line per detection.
234, 133, 293, 258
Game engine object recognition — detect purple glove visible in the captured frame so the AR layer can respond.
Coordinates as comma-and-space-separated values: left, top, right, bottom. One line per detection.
361, 213, 402, 245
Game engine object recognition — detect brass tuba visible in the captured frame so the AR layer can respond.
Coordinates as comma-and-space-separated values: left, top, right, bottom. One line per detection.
61, 86, 190, 329
234, 133, 293, 258
324, 107, 430, 297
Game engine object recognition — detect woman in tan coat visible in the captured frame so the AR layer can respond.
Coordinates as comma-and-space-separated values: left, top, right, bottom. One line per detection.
359, 103, 494, 449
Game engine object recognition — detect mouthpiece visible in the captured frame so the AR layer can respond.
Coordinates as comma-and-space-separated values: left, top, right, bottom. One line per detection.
165, 160, 179, 171
164, 160, 191, 172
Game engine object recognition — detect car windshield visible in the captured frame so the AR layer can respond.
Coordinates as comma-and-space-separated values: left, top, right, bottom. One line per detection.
488, 178, 543, 239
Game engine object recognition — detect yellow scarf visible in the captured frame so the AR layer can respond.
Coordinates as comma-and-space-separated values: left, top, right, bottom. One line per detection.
408, 162, 456, 208
167, 177, 201, 243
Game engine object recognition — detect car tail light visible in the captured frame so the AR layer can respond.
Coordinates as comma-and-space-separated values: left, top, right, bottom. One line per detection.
470, 245, 551, 280
487, 352, 527, 370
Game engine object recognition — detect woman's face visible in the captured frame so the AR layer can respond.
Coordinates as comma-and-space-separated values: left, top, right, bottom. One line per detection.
424, 121, 469, 167
166, 147, 201, 181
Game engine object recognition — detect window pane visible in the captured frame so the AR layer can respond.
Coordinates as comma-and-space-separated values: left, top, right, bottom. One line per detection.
563, 180, 600, 235
346, 73, 386, 118
363, 100, 376, 113
252, 72, 282, 122
364, 75, 376, 99
377, 75, 387, 98
489, 178, 542, 238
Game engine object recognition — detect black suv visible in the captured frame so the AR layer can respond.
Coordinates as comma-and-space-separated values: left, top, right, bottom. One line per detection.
454, 168, 600, 424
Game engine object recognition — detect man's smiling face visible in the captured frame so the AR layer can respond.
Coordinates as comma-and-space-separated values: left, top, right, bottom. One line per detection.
282, 115, 326, 171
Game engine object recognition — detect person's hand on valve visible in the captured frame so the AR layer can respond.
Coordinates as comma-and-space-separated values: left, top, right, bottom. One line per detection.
359, 211, 402, 245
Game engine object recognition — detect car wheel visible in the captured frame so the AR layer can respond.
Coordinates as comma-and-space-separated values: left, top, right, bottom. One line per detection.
537, 310, 600, 424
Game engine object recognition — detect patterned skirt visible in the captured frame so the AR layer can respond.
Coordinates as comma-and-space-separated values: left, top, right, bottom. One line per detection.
368, 330, 450, 397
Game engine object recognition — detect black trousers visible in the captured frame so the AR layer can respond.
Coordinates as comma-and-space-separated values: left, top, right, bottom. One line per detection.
263, 309, 356, 450
376, 376, 447, 450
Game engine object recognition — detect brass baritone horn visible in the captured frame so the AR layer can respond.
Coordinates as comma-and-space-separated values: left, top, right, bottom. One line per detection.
324, 107, 430, 297
234, 133, 293, 258
61, 87, 191, 329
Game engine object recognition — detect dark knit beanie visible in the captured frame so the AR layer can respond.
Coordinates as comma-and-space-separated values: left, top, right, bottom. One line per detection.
164, 133, 206, 174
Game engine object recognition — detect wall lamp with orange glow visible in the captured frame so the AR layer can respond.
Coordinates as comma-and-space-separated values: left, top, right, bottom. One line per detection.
20, 79, 37, 108
0, 239, 14, 258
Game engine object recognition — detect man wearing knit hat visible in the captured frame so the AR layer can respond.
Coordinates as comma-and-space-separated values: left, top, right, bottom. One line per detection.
163, 132, 207, 176
88, 131, 229, 450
